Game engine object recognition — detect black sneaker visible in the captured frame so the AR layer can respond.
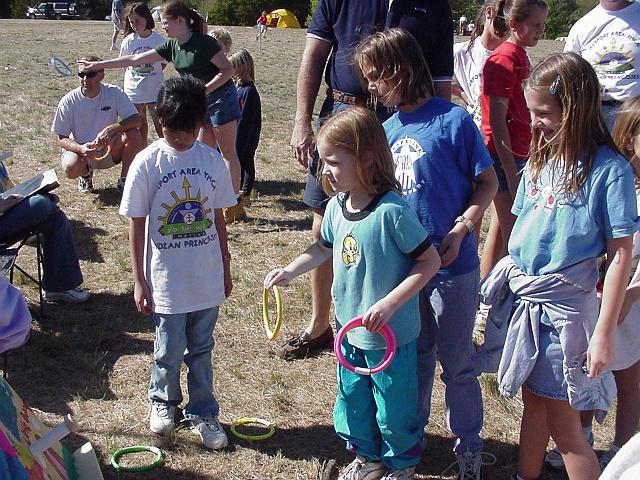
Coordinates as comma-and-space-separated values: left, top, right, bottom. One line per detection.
78, 173, 94, 193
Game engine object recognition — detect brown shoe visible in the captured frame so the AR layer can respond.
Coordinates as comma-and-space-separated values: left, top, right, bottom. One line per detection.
223, 203, 247, 224
239, 192, 252, 207
278, 327, 334, 360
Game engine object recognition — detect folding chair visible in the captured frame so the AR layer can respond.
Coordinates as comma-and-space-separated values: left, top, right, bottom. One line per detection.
0, 231, 44, 317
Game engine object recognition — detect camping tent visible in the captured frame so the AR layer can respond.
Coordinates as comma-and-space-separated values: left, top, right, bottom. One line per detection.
267, 9, 301, 29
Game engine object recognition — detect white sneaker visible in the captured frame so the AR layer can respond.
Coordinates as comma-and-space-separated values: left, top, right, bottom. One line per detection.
544, 429, 594, 470
149, 403, 176, 434
43, 287, 90, 303
381, 466, 415, 479
338, 455, 386, 480
442, 451, 496, 480
190, 416, 228, 450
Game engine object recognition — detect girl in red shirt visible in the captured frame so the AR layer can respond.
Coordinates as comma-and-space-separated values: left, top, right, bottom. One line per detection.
479, 0, 547, 276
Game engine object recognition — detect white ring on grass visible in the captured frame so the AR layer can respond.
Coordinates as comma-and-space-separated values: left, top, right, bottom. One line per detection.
50, 56, 73, 77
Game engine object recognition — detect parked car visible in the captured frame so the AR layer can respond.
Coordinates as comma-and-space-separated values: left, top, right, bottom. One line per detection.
25, 2, 80, 20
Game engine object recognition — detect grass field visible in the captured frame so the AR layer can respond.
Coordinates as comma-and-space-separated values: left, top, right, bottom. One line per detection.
0, 19, 616, 480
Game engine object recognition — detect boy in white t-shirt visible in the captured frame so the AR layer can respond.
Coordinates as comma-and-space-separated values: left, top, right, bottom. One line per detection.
119, 75, 237, 449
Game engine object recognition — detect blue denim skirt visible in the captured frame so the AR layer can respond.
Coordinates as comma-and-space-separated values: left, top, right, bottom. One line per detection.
206, 82, 241, 127
525, 319, 569, 400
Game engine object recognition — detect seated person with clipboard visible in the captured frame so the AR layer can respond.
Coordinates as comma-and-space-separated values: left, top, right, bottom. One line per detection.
0, 153, 89, 303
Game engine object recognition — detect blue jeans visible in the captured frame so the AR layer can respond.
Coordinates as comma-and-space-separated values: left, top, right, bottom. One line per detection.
334, 339, 422, 469
602, 104, 619, 133
0, 194, 82, 292
418, 268, 484, 454
149, 307, 220, 418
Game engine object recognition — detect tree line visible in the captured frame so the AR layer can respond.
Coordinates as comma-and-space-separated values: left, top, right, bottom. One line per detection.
3, 0, 601, 41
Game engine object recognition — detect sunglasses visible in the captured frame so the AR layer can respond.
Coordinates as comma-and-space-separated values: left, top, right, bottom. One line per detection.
77, 70, 100, 78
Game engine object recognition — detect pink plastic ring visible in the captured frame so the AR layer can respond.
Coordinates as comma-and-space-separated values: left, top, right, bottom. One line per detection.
334, 316, 397, 375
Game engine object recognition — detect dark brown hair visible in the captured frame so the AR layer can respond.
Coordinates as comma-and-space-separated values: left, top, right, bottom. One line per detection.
123, 2, 155, 37
468, 0, 509, 51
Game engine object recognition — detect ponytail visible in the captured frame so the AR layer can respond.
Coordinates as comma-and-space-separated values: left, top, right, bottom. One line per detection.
189, 9, 207, 33
497, 0, 547, 29
161, 1, 207, 33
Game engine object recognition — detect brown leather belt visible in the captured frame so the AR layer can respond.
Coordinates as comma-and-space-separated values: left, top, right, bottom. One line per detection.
602, 99, 622, 108
330, 89, 370, 107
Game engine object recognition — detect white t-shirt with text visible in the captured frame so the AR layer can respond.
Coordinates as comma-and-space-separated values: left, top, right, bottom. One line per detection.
119, 139, 237, 314
120, 31, 167, 104
564, 2, 640, 102
453, 39, 492, 128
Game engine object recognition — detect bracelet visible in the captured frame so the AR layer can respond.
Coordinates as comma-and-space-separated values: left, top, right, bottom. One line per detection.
455, 215, 474, 234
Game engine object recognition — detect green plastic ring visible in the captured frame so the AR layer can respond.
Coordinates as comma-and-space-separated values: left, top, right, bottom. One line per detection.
230, 417, 275, 441
111, 445, 163, 472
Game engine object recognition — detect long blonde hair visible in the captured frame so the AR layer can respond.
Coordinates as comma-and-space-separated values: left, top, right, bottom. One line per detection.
354, 28, 434, 106
612, 96, 640, 163
229, 48, 255, 83
316, 108, 400, 196
525, 52, 619, 195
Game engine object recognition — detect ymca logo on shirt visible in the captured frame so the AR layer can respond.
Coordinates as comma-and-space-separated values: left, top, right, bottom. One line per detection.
390, 136, 426, 195
593, 36, 634, 75
157, 176, 213, 240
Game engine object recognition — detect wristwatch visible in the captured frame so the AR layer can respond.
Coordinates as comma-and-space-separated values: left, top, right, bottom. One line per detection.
455, 215, 474, 234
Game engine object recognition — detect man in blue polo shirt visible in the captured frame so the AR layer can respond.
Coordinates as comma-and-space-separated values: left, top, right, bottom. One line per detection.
283, 0, 453, 359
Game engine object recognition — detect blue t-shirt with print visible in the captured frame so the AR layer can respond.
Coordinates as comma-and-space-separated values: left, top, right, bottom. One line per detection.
510, 146, 640, 276
320, 191, 432, 350
384, 97, 493, 276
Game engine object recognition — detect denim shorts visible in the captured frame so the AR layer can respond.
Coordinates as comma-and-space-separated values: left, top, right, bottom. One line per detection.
525, 319, 569, 401
491, 152, 527, 193
206, 82, 241, 127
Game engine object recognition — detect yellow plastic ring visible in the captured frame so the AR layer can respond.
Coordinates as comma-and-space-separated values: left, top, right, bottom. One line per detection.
230, 417, 275, 441
263, 285, 283, 340
94, 144, 111, 161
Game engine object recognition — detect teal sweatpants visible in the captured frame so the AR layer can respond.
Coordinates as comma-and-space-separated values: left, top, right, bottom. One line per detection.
333, 339, 422, 469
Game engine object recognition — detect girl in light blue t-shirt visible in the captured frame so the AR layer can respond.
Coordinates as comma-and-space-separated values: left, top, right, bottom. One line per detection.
264, 108, 440, 480
505, 53, 638, 480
